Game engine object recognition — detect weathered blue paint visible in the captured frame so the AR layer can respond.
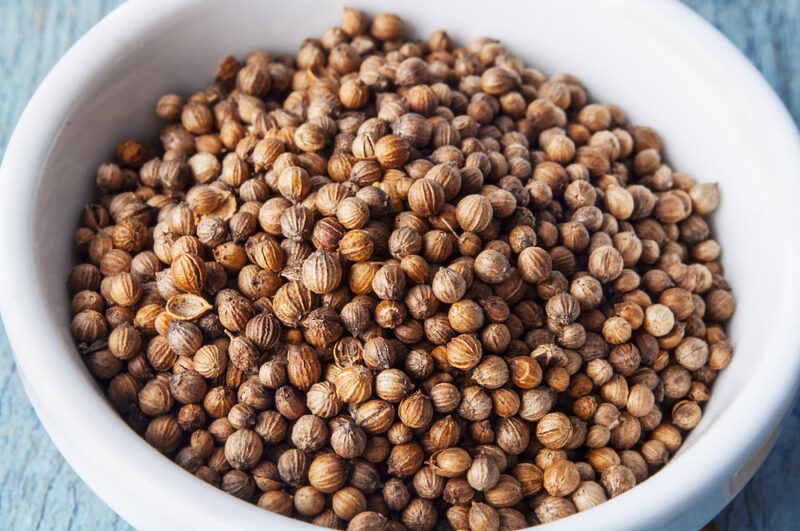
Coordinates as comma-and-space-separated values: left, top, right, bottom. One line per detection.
0, 1, 797, 529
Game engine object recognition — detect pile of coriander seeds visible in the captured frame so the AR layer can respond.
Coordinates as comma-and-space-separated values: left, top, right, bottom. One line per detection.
67, 8, 736, 530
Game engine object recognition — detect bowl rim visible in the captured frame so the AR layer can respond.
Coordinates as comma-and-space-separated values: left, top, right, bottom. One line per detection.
2, 0, 800, 529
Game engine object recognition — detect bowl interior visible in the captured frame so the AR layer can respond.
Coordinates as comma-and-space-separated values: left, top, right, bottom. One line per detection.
10, 0, 800, 529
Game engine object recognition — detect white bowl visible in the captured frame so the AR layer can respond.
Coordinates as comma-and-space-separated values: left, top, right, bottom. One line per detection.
2, 0, 799, 529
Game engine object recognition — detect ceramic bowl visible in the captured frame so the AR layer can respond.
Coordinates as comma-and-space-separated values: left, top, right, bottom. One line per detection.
2, 0, 799, 529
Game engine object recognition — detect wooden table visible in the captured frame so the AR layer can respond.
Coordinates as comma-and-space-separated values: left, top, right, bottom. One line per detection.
0, 1, 797, 529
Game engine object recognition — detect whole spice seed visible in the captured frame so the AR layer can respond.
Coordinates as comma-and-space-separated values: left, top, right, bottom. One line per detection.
68, 8, 736, 527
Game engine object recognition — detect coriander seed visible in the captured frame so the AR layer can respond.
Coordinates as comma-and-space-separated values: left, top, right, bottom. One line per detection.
67, 10, 737, 527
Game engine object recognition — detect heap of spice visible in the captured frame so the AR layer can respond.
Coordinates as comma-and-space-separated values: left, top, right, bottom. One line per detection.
68, 8, 736, 530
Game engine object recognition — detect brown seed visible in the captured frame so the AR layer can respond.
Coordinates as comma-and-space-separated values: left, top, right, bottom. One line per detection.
458, 386, 492, 421
543, 460, 580, 497
228, 336, 260, 372
340, 78, 370, 109
113, 219, 148, 252
496, 417, 530, 455
169, 370, 207, 404
71, 310, 107, 343
643, 304, 675, 337
278, 166, 311, 203
389, 230, 425, 265
469, 501, 500, 531
572, 480, 608, 512
375, 135, 411, 169
546, 293, 580, 327
467, 453, 500, 491
362, 337, 396, 371
449, 299, 485, 333
472, 355, 509, 390
306, 381, 341, 419
600, 464, 636, 498
330, 420, 367, 459
292, 414, 329, 452
295, 485, 326, 517
347, 511, 386, 530
171, 253, 206, 294
387, 441, 424, 477
302, 306, 344, 347
139, 380, 173, 416
372, 264, 407, 301
484, 474, 524, 508
272, 281, 316, 327
432, 447, 472, 478
455, 194, 493, 232
371, 12, 404, 40
353, 399, 395, 435
308, 453, 347, 493
337, 197, 371, 229
335, 366, 373, 404
429, 383, 461, 413
332, 486, 367, 521
398, 391, 433, 429
689, 182, 721, 214
252, 411, 285, 447
192, 344, 227, 379
428, 415, 461, 451
301, 250, 343, 294
446, 334, 483, 370
518, 247, 553, 284
602, 316, 632, 345
432, 267, 467, 304
108, 323, 142, 360
145, 415, 183, 454
536, 412, 573, 449
509, 356, 543, 389
706, 289, 736, 322
224, 429, 263, 470
339, 229, 374, 262
474, 250, 511, 284
408, 178, 445, 217
605, 185, 635, 220
413, 465, 446, 499
588, 246, 624, 283
287, 344, 322, 391
244, 312, 281, 351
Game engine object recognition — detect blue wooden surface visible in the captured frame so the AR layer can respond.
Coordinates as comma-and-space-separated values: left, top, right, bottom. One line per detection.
0, 1, 797, 529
